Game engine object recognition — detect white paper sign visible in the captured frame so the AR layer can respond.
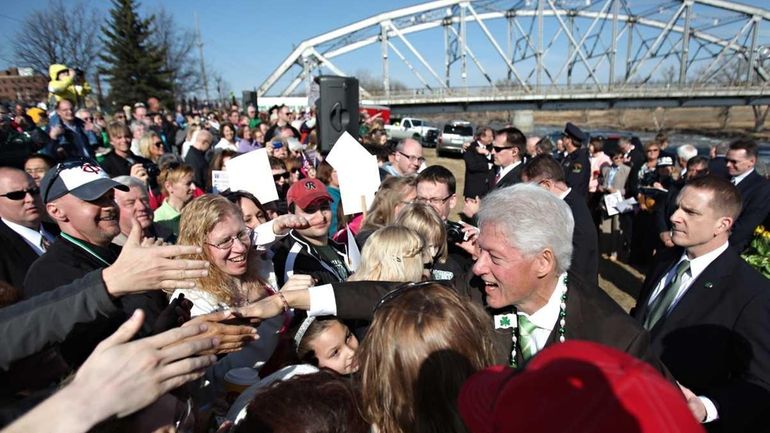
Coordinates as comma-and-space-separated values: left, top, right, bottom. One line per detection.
603, 191, 624, 216
325, 131, 372, 169
224, 149, 278, 204
211, 170, 229, 194
336, 153, 380, 214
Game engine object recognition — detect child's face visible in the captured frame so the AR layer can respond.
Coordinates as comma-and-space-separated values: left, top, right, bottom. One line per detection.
309, 322, 359, 375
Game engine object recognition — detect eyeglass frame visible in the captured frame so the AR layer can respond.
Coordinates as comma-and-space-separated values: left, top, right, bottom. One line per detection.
0, 186, 39, 200
415, 194, 453, 206
397, 151, 426, 164
204, 228, 253, 250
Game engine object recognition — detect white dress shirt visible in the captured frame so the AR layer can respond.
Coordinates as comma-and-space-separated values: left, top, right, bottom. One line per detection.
1, 218, 52, 255
496, 160, 521, 183
731, 168, 754, 186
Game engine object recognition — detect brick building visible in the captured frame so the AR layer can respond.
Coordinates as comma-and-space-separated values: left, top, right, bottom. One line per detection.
0, 67, 48, 104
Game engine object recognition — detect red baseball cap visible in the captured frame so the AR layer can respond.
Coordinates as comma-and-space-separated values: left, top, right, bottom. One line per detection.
286, 178, 332, 209
458, 341, 704, 433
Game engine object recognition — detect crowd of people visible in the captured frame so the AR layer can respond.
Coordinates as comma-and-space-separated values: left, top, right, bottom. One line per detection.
0, 71, 769, 433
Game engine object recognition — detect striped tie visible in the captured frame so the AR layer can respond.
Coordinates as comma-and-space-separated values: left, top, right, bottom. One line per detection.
39, 235, 51, 252
517, 315, 538, 361
643, 260, 690, 329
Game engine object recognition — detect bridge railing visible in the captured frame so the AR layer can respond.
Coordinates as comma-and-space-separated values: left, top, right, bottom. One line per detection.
363, 83, 770, 103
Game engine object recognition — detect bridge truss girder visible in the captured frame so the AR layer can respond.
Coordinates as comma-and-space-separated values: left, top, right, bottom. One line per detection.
258, 0, 770, 99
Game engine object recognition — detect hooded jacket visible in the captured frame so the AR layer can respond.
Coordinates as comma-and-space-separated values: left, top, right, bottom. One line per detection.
48, 64, 91, 105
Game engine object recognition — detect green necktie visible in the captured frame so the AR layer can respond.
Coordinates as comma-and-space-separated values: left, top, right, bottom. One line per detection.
517, 314, 538, 362
644, 260, 690, 330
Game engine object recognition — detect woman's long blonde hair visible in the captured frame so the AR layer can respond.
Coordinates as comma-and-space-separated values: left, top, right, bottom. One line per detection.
359, 283, 495, 433
178, 194, 262, 305
360, 176, 417, 232
395, 202, 448, 264
348, 225, 424, 282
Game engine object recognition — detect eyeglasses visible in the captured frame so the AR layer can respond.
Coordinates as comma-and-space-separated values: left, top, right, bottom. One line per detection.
374, 280, 454, 313
397, 151, 426, 164
205, 228, 253, 250
492, 146, 513, 152
153, 141, 163, 147
0, 186, 39, 200
415, 194, 453, 205
273, 172, 289, 181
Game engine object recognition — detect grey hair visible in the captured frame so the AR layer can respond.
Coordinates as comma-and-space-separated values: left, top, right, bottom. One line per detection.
676, 144, 698, 161
112, 175, 147, 192
478, 183, 574, 274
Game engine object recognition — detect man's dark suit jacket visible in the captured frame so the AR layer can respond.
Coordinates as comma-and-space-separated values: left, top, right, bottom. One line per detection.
731, 170, 770, 252
0, 220, 58, 289
624, 147, 646, 198
489, 162, 523, 191
463, 141, 492, 198
564, 189, 599, 288
633, 246, 770, 433
330, 271, 652, 367
708, 156, 730, 180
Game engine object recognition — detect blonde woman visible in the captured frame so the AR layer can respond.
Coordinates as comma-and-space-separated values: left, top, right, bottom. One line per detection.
171, 195, 313, 395
348, 225, 426, 283
394, 202, 450, 278
356, 175, 418, 247
137, 130, 165, 163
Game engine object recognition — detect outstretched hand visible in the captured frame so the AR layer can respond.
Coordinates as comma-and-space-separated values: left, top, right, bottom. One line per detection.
102, 220, 209, 297
73, 309, 217, 419
181, 310, 259, 355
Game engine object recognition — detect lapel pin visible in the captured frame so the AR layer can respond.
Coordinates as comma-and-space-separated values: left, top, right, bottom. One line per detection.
704, 282, 714, 289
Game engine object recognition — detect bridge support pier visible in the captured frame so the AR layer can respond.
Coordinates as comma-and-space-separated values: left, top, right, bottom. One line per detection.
511, 110, 534, 133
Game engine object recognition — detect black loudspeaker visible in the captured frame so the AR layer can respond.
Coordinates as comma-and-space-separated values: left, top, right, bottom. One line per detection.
242, 91, 257, 108
316, 75, 359, 151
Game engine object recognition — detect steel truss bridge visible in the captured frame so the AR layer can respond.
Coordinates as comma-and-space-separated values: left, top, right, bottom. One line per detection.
259, 0, 770, 114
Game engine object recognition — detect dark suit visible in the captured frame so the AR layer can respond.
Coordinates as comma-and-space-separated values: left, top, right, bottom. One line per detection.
633, 247, 770, 433
331, 271, 652, 367
99, 151, 153, 178
709, 156, 730, 180
463, 141, 493, 198
564, 189, 599, 288
731, 170, 770, 252
0, 220, 57, 289
490, 162, 523, 191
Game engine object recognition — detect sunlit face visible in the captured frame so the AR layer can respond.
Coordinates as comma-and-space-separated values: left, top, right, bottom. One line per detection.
670, 186, 729, 253
686, 163, 709, 180
473, 222, 540, 309
492, 134, 515, 167
0, 170, 41, 227
150, 137, 165, 158
110, 132, 131, 154
479, 130, 494, 146
726, 148, 755, 177
309, 321, 359, 375
57, 100, 74, 122
273, 145, 288, 159
242, 127, 253, 141
223, 125, 235, 142
416, 180, 455, 221
239, 197, 266, 229
294, 199, 332, 244
24, 158, 50, 186
166, 173, 195, 205
206, 212, 251, 277
52, 191, 120, 246
395, 140, 423, 175
114, 185, 152, 234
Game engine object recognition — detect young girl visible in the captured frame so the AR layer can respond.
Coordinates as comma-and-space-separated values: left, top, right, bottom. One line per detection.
292, 316, 359, 375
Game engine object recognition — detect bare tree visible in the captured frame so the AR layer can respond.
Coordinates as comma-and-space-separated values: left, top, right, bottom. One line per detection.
148, 7, 203, 100
11, 0, 102, 77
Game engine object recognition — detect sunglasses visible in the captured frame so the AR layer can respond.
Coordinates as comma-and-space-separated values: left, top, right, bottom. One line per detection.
273, 172, 289, 181
492, 145, 513, 152
0, 186, 39, 200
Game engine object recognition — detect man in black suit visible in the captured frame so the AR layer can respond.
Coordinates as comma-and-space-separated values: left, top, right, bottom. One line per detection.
462, 126, 494, 200
240, 184, 652, 368
560, 122, 591, 199
489, 127, 526, 190
633, 175, 770, 432
725, 139, 770, 252
708, 142, 730, 180
521, 155, 599, 288
0, 167, 57, 289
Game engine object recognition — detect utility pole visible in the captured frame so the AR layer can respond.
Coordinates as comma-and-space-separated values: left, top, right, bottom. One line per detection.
195, 12, 210, 102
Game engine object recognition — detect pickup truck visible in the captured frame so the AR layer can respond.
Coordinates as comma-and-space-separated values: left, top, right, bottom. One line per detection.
384, 117, 439, 147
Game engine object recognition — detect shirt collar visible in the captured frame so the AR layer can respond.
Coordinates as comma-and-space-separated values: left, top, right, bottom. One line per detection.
681, 241, 729, 280
518, 272, 567, 332
499, 160, 521, 177
732, 168, 754, 185
2, 218, 45, 252
558, 187, 572, 200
